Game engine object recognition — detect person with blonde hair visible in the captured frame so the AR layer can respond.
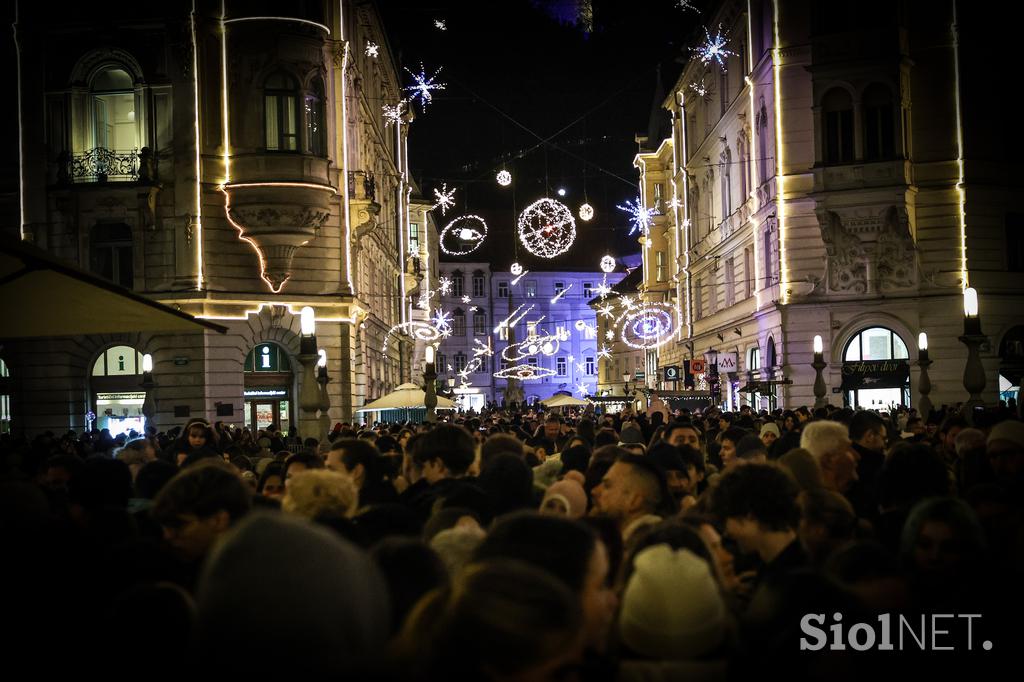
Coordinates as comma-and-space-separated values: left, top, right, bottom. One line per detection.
800, 421, 858, 495
281, 469, 358, 520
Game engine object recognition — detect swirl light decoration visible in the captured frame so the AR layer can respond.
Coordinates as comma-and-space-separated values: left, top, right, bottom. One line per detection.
617, 302, 678, 350
494, 365, 557, 381
497, 170, 512, 186
382, 320, 450, 352
517, 198, 577, 258
579, 203, 594, 221
440, 214, 488, 255
501, 332, 561, 363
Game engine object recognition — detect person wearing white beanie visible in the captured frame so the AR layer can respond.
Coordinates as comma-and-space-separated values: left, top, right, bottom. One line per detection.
618, 544, 729, 661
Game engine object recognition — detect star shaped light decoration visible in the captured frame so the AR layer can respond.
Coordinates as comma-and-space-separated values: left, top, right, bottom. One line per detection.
598, 344, 612, 360
691, 25, 737, 71
438, 277, 452, 296
605, 330, 615, 340
404, 62, 446, 111
431, 183, 457, 215
616, 197, 657, 236
461, 295, 472, 304
365, 41, 380, 58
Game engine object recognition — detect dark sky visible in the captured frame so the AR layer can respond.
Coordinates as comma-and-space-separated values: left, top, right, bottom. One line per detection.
379, 0, 699, 267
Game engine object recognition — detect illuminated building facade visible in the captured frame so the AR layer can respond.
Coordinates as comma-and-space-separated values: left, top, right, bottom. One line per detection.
2, 1, 437, 435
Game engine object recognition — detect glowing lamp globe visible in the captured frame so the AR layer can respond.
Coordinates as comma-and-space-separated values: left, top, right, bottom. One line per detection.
600, 255, 615, 273
579, 203, 594, 221
300, 306, 316, 336
510, 262, 523, 276
497, 170, 512, 186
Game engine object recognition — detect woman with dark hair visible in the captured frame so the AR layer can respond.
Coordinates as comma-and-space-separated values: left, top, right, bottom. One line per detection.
172, 420, 220, 467
257, 461, 286, 499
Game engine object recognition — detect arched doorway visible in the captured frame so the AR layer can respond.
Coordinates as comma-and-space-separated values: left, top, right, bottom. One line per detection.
244, 342, 294, 433
841, 327, 911, 409
91, 345, 147, 435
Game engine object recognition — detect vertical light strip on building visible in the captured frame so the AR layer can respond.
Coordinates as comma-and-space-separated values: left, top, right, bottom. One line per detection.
339, 1, 354, 293
677, 90, 694, 337
951, 0, 969, 289
669, 115, 684, 340
396, 123, 406, 325
772, 0, 788, 304
220, 0, 231, 184
191, 1, 205, 290
637, 158, 649, 287
746, 0, 762, 310
13, 1, 26, 241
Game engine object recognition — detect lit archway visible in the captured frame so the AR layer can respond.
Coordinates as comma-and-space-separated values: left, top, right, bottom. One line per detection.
841, 327, 910, 409
244, 342, 294, 434
90, 344, 146, 435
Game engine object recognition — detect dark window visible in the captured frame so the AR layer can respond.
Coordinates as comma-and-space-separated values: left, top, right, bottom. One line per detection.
265, 73, 299, 151
822, 88, 854, 164
863, 84, 895, 161
90, 223, 133, 288
1008, 213, 1024, 272
305, 77, 326, 157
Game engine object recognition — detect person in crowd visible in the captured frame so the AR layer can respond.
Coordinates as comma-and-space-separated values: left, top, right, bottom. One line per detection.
797, 488, 857, 566
327, 438, 399, 508
283, 450, 323, 481
172, 420, 220, 467
281, 468, 359, 520
760, 422, 781, 456
718, 427, 749, 471
402, 424, 486, 525
591, 451, 676, 542
800, 421, 859, 496
846, 411, 887, 518
115, 437, 157, 481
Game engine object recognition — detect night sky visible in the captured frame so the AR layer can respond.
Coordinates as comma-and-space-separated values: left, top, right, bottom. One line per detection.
379, 0, 699, 268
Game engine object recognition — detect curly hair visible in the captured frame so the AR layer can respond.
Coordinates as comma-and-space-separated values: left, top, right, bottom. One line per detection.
281, 469, 358, 520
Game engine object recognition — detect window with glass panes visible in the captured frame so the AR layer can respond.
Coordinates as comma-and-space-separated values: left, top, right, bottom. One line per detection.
557, 357, 567, 376
474, 311, 486, 335
265, 73, 299, 151
473, 273, 485, 298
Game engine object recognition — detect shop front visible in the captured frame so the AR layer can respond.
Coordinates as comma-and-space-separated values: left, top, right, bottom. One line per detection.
244, 343, 293, 434
90, 345, 149, 436
842, 327, 911, 409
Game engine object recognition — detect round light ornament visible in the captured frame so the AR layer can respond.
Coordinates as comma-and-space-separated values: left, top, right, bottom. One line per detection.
579, 203, 594, 221
517, 198, 577, 259
497, 170, 512, 186
440, 214, 488, 256
574, 320, 586, 331
510, 262, 523, 276
600, 255, 616, 273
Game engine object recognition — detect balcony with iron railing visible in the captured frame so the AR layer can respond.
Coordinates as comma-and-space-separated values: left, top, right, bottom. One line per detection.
57, 147, 156, 184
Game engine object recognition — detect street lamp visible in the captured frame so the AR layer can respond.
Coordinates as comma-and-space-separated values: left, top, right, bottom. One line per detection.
317, 348, 331, 444
140, 353, 156, 432
298, 306, 321, 440
917, 332, 933, 419
959, 287, 987, 420
706, 348, 720, 409
812, 335, 828, 409
423, 345, 438, 423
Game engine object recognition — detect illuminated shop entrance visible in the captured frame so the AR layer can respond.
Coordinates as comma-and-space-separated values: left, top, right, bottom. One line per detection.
91, 345, 148, 436
244, 343, 293, 434
841, 327, 911, 409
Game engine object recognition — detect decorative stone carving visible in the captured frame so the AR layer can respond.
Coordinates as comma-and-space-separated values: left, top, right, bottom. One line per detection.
818, 210, 867, 294
876, 206, 917, 290
229, 207, 330, 230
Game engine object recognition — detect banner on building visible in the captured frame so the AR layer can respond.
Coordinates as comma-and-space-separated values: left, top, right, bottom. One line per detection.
717, 352, 738, 372
840, 360, 910, 390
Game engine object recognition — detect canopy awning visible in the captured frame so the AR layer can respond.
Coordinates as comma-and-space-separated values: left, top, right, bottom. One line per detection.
0, 237, 228, 339
542, 394, 589, 407
355, 383, 456, 412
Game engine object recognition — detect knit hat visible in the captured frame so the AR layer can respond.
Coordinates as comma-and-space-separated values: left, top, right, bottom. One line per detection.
987, 420, 1024, 449
735, 433, 768, 460
760, 423, 781, 438
619, 545, 728, 660
619, 425, 644, 445
540, 477, 588, 519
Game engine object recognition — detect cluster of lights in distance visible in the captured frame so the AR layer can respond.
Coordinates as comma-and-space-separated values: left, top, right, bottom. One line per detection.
616, 197, 657, 236
382, 101, 405, 127
689, 78, 708, 98
497, 170, 512, 186
579, 203, 594, 221
692, 25, 737, 71
675, 0, 699, 11
404, 62, 446, 111
517, 198, 577, 259
365, 41, 379, 58
434, 19, 447, 31
431, 183, 456, 215
439, 214, 488, 255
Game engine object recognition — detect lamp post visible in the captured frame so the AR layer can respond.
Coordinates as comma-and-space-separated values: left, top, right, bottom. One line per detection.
959, 287, 987, 420
706, 348, 720, 409
423, 345, 438, 423
140, 353, 156, 432
298, 306, 322, 441
917, 332, 934, 419
812, 335, 828, 409
317, 349, 331, 444
621, 371, 636, 413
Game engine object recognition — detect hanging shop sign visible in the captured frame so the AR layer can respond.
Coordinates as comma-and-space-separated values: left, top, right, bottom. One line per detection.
663, 365, 681, 381
717, 353, 738, 372
840, 360, 910, 391
689, 358, 706, 374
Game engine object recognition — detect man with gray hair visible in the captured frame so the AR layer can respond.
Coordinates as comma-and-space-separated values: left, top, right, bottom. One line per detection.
800, 420, 859, 496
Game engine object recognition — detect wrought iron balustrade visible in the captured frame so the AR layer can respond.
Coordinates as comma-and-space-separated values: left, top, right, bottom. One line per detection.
63, 147, 139, 183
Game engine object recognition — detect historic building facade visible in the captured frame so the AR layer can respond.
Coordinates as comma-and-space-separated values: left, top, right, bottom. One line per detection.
622, 0, 1022, 412
3, 1, 438, 436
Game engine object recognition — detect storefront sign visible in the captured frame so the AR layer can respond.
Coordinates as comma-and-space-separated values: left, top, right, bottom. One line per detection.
244, 389, 288, 398
717, 353, 738, 372
690, 358, 706, 375
840, 360, 910, 390
663, 365, 681, 381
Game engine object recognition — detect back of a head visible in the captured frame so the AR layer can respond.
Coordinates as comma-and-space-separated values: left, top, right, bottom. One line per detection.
399, 559, 582, 679
195, 513, 390, 676
477, 453, 535, 517
800, 420, 850, 460
151, 460, 251, 526
799, 488, 856, 539
481, 433, 526, 467
134, 459, 179, 500
371, 537, 449, 636
879, 443, 951, 509
777, 448, 824, 491
69, 456, 133, 510
849, 411, 885, 442
412, 424, 476, 476
559, 444, 592, 476
710, 463, 800, 531
281, 469, 359, 519
474, 511, 597, 594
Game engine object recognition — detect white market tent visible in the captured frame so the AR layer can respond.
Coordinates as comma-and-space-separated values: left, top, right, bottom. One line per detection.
541, 394, 590, 407
355, 383, 456, 412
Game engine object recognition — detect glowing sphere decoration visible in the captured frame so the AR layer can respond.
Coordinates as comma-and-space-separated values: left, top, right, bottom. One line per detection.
574, 319, 586, 331
600, 255, 616, 273
497, 170, 512, 186
579, 203, 594, 221
440, 214, 488, 255
510, 262, 523, 276
617, 302, 677, 350
517, 198, 577, 259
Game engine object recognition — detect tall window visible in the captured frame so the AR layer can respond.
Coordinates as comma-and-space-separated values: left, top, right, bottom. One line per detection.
409, 222, 420, 252
708, 275, 717, 315
583, 282, 593, 298
474, 310, 486, 336
453, 310, 466, 336
720, 69, 729, 116
744, 247, 753, 299
472, 272, 485, 298
452, 271, 464, 297
656, 251, 666, 282
763, 222, 774, 287
585, 356, 595, 375
305, 77, 326, 156
695, 276, 704, 319
454, 353, 467, 373
90, 223, 133, 288
822, 88, 854, 164
748, 346, 761, 372
498, 281, 509, 298
738, 134, 750, 200
438, 353, 447, 370
265, 72, 299, 151
0, 358, 9, 435
557, 357, 567, 377
90, 67, 137, 152
525, 280, 537, 298
654, 183, 664, 211
720, 149, 732, 220
554, 281, 565, 295
725, 257, 735, 307
863, 84, 895, 161
757, 104, 769, 184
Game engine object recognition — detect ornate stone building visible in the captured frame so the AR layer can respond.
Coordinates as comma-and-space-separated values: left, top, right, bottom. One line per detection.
628, 0, 1022, 412
2, 1, 437, 436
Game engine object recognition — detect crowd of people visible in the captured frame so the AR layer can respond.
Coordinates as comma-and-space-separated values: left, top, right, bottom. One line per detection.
1, 399, 1021, 679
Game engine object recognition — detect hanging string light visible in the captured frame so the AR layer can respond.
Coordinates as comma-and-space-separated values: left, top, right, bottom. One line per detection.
517, 198, 577, 258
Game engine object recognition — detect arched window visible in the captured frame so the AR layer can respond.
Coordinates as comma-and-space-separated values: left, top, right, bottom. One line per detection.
767, 336, 777, 369
843, 326, 909, 361
842, 327, 911, 408
757, 103, 769, 184
90, 223, 133, 288
90, 67, 137, 153
822, 88, 854, 164
748, 346, 761, 371
737, 133, 749, 200
720, 148, 732, 220
863, 84, 895, 161
305, 77, 327, 157
265, 72, 300, 151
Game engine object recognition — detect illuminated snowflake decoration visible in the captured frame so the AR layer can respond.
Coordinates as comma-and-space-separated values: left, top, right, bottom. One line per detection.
434, 19, 447, 31
619, 295, 636, 310
617, 302, 678, 350
432, 308, 453, 333
473, 338, 494, 357
605, 330, 615, 340
431, 183, 457, 215
497, 170, 512, 186
440, 214, 488, 256
404, 62, 446, 111
365, 41, 380, 58
382, 102, 405, 127
689, 78, 709, 98
470, 306, 478, 312
600, 255, 616, 273
461, 295, 472, 304
510, 262, 523, 276
598, 344, 612, 360
575, 381, 591, 397
438, 277, 452, 296
598, 302, 615, 318
676, 0, 700, 11
666, 196, 683, 211
691, 25, 737, 71
517, 198, 577, 259
579, 203, 594, 221
595, 282, 613, 299
494, 365, 557, 381
616, 197, 657, 236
